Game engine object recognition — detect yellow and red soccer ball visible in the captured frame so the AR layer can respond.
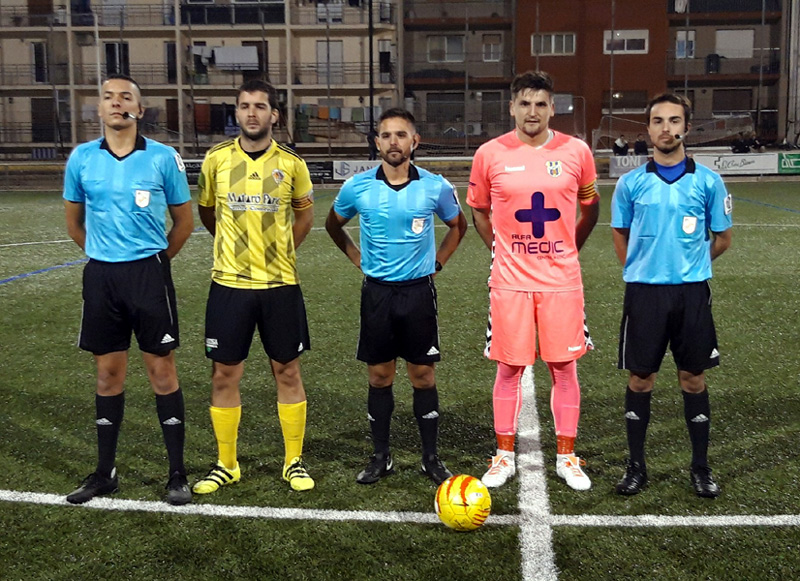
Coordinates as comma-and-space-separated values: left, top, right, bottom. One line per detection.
434, 474, 492, 531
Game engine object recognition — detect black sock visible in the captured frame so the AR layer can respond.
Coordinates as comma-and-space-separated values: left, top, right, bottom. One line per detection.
625, 387, 651, 466
683, 388, 711, 469
156, 389, 186, 476
413, 386, 440, 457
367, 385, 394, 455
96, 393, 124, 478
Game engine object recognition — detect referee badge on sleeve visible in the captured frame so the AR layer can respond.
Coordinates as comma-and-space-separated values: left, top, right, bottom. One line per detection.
682, 216, 697, 234
135, 189, 151, 208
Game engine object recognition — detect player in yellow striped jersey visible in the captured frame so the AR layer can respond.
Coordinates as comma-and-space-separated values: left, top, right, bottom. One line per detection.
194, 80, 315, 493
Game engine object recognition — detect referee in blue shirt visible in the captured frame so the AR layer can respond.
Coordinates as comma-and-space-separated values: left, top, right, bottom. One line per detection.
611, 93, 732, 498
326, 108, 467, 485
63, 74, 194, 505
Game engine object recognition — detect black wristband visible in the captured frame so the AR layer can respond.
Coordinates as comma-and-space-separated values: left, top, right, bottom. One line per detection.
435, 260, 443, 272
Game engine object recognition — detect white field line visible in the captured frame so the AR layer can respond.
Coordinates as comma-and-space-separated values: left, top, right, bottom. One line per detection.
0, 489, 797, 528
517, 366, 559, 581
2, 222, 799, 249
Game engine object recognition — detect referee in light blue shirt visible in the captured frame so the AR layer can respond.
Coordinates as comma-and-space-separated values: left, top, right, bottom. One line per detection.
326, 108, 467, 486
63, 74, 194, 506
611, 93, 733, 499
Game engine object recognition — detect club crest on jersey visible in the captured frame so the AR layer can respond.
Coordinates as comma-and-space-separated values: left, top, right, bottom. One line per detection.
272, 168, 285, 184
134, 189, 151, 208
546, 161, 562, 177
411, 217, 425, 234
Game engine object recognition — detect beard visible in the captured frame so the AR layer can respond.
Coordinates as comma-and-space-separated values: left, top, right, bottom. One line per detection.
380, 149, 410, 167
655, 142, 682, 155
240, 125, 271, 142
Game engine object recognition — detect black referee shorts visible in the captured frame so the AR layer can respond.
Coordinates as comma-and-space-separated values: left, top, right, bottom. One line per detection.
79, 251, 179, 356
618, 281, 720, 374
204, 282, 310, 364
357, 275, 440, 366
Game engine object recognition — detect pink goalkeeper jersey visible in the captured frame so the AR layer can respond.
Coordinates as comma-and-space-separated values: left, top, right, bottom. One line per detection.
467, 130, 598, 292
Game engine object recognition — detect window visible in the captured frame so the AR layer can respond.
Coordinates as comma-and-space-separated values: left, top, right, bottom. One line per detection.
602, 90, 648, 113
531, 33, 575, 56
715, 29, 754, 59
676, 30, 695, 59
33, 42, 48, 83
483, 34, 502, 62
712, 89, 751, 113
105, 42, 130, 76
428, 35, 464, 63
427, 92, 464, 123
603, 30, 649, 54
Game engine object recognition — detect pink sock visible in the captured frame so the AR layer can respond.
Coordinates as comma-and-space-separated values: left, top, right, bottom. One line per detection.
548, 360, 581, 438
493, 362, 525, 435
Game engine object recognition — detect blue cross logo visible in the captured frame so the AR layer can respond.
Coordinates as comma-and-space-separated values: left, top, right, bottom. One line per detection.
514, 192, 561, 239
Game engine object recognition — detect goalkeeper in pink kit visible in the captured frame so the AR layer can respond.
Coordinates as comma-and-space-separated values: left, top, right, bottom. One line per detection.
467, 71, 600, 490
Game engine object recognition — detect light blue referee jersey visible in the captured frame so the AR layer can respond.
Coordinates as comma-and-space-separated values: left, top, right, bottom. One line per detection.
611, 158, 732, 284
333, 164, 461, 282
63, 135, 191, 262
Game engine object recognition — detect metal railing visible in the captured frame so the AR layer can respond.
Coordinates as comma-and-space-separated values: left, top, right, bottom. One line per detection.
403, 0, 512, 21
0, 122, 72, 144
667, 0, 781, 13
290, 1, 395, 26
180, 3, 285, 26
667, 48, 781, 77
291, 62, 394, 85
188, 64, 288, 87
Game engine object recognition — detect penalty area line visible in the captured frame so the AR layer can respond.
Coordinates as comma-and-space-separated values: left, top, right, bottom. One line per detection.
0, 489, 517, 526
0, 490, 796, 528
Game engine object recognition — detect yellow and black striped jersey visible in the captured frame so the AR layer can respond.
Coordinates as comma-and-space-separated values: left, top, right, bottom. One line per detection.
197, 138, 313, 289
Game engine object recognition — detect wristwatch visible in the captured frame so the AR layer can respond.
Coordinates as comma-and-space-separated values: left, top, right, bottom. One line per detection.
435, 260, 443, 272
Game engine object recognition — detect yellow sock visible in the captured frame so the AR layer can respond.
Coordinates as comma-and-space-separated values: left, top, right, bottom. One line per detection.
210, 405, 241, 470
278, 400, 307, 466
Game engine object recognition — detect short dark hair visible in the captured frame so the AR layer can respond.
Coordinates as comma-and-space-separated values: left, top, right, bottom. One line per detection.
237, 79, 279, 109
104, 73, 142, 96
511, 71, 555, 99
378, 107, 416, 130
645, 92, 692, 124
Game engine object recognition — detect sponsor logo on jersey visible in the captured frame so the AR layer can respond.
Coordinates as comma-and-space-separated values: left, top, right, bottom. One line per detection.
248, 171, 261, 180
504, 165, 525, 172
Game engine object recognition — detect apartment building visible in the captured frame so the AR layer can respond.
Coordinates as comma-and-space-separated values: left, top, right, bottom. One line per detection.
0, 0, 400, 158
401, 0, 514, 154
515, 0, 795, 148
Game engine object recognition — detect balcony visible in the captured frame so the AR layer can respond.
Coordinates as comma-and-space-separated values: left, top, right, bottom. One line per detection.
404, 61, 511, 90
291, 62, 394, 86
667, 49, 781, 86
0, 7, 67, 27
404, 0, 512, 30
668, 0, 781, 13
0, 64, 71, 87
0, 122, 73, 145
179, 3, 284, 26
290, 1, 395, 26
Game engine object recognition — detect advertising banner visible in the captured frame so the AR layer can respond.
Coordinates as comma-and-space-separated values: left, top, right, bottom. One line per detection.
609, 155, 648, 178
333, 160, 381, 181
778, 153, 800, 175
692, 153, 778, 175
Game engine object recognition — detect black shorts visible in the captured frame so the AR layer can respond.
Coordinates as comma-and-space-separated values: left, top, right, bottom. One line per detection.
79, 251, 179, 356
204, 282, 310, 364
357, 276, 440, 366
618, 281, 719, 374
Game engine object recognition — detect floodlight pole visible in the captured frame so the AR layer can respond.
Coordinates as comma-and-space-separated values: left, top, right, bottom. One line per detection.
368, 0, 374, 131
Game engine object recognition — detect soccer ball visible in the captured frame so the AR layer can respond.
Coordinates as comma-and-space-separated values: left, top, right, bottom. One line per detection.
434, 474, 492, 532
